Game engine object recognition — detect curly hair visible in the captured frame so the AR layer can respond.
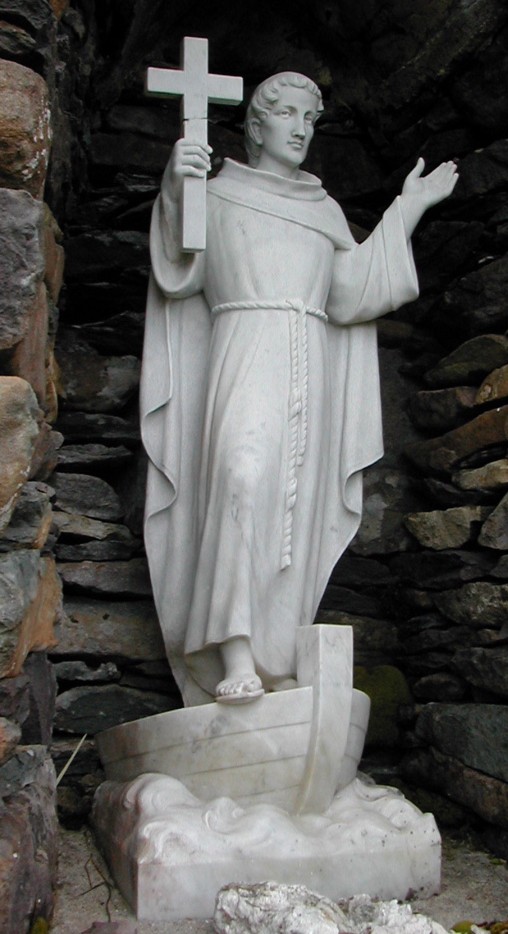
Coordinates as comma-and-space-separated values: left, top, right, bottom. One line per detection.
245, 72, 324, 166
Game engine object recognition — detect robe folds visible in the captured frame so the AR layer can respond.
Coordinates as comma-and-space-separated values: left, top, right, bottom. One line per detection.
140, 158, 418, 706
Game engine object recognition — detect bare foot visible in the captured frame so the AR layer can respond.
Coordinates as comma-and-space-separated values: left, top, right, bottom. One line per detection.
215, 672, 264, 704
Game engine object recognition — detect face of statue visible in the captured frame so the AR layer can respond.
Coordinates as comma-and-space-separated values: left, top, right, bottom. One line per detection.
252, 85, 319, 178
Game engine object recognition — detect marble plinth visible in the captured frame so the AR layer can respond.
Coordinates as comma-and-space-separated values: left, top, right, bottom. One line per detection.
92, 774, 441, 921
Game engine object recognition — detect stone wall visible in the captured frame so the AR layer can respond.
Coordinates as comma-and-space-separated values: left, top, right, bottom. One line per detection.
0, 3, 67, 929
51, 0, 507, 852
1, 6, 508, 925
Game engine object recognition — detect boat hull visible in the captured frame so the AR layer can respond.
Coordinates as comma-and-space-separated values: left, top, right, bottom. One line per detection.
96, 625, 370, 812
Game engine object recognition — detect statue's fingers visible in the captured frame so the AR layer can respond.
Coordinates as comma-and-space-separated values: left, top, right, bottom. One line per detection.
180, 153, 212, 171
448, 171, 459, 193
181, 151, 210, 163
410, 156, 425, 178
180, 142, 213, 155
180, 165, 209, 178
442, 163, 459, 190
428, 162, 456, 188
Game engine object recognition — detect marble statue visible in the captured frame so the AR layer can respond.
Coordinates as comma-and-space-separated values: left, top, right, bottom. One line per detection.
93, 47, 457, 921
140, 69, 458, 707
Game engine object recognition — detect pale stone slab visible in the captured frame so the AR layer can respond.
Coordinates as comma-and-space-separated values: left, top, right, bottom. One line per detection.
404, 505, 490, 550
92, 775, 441, 922
214, 886, 450, 934
453, 458, 508, 491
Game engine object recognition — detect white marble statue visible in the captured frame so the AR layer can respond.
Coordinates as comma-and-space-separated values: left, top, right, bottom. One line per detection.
140, 71, 458, 707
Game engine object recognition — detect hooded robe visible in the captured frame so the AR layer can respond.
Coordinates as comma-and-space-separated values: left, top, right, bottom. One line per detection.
140, 158, 418, 706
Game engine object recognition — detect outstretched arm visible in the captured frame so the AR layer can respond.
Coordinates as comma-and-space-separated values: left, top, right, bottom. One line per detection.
399, 157, 458, 239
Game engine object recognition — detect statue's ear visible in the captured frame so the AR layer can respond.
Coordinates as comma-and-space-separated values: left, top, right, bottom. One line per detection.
250, 118, 263, 146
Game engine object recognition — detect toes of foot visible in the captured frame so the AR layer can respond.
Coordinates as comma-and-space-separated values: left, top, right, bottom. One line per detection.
216, 674, 262, 696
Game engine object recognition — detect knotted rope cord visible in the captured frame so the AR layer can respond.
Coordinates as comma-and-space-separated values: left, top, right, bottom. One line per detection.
211, 299, 328, 569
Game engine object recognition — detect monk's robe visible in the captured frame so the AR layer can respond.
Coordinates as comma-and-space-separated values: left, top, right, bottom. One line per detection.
140, 158, 418, 705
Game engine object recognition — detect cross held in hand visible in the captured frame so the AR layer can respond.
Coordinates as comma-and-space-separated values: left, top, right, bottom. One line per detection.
146, 37, 243, 252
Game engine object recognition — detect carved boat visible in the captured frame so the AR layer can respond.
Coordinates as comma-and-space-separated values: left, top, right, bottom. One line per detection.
96, 625, 370, 815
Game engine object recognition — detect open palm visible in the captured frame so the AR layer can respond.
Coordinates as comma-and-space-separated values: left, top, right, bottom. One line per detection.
402, 157, 458, 209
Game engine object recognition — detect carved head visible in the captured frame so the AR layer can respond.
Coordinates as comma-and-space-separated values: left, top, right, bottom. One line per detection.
245, 72, 324, 167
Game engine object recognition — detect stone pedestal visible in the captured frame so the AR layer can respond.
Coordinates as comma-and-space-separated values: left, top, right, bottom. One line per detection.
93, 626, 441, 921
92, 774, 440, 921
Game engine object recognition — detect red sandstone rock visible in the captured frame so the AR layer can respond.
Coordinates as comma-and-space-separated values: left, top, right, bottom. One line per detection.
405, 405, 508, 473
0, 717, 21, 766
8, 281, 49, 406
29, 423, 63, 480
43, 205, 65, 304
3, 556, 61, 678
0, 60, 51, 198
476, 363, 508, 405
0, 377, 40, 532
49, 0, 70, 20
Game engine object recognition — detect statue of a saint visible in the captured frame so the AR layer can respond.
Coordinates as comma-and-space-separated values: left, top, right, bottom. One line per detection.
140, 72, 457, 707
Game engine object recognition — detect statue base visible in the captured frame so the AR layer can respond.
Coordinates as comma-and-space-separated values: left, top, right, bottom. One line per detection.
92, 773, 441, 921
93, 628, 441, 920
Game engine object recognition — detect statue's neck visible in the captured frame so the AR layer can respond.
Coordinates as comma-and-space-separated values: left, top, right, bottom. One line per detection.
218, 158, 324, 201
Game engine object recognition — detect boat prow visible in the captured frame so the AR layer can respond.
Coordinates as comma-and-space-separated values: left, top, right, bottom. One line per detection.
96, 625, 370, 814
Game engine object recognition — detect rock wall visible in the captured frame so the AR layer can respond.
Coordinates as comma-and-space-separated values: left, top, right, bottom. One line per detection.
0, 4, 67, 929
59, 0, 505, 853
1, 6, 508, 919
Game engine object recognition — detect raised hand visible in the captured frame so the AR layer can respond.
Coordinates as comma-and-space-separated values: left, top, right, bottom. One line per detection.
399, 156, 458, 238
164, 139, 212, 203
402, 157, 458, 210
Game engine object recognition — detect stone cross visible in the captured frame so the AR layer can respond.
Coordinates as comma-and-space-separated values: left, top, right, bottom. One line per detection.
146, 37, 243, 252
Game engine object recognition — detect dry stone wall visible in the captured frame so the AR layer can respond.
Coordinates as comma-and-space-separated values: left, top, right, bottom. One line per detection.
50, 0, 506, 855
1, 7, 508, 922
0, 5, 67, 930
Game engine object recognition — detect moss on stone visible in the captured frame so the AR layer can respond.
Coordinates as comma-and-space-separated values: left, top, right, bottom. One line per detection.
354, 664, 412, 748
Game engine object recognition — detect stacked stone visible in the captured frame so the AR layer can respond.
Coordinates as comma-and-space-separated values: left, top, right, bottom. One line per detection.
323, 132, 508, 853
0, 0, 503, 861
397, 312, 508, 852
0, 3, 67, 928
49, 461, 180, 822
42, 0, 508, 850
45, 52, 181, 818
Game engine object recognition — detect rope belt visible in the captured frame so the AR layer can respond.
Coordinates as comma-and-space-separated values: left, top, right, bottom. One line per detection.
211, 299, 328, 570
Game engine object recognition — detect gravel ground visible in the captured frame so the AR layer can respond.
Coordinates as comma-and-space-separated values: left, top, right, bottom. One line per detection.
49, 825, 508, 933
